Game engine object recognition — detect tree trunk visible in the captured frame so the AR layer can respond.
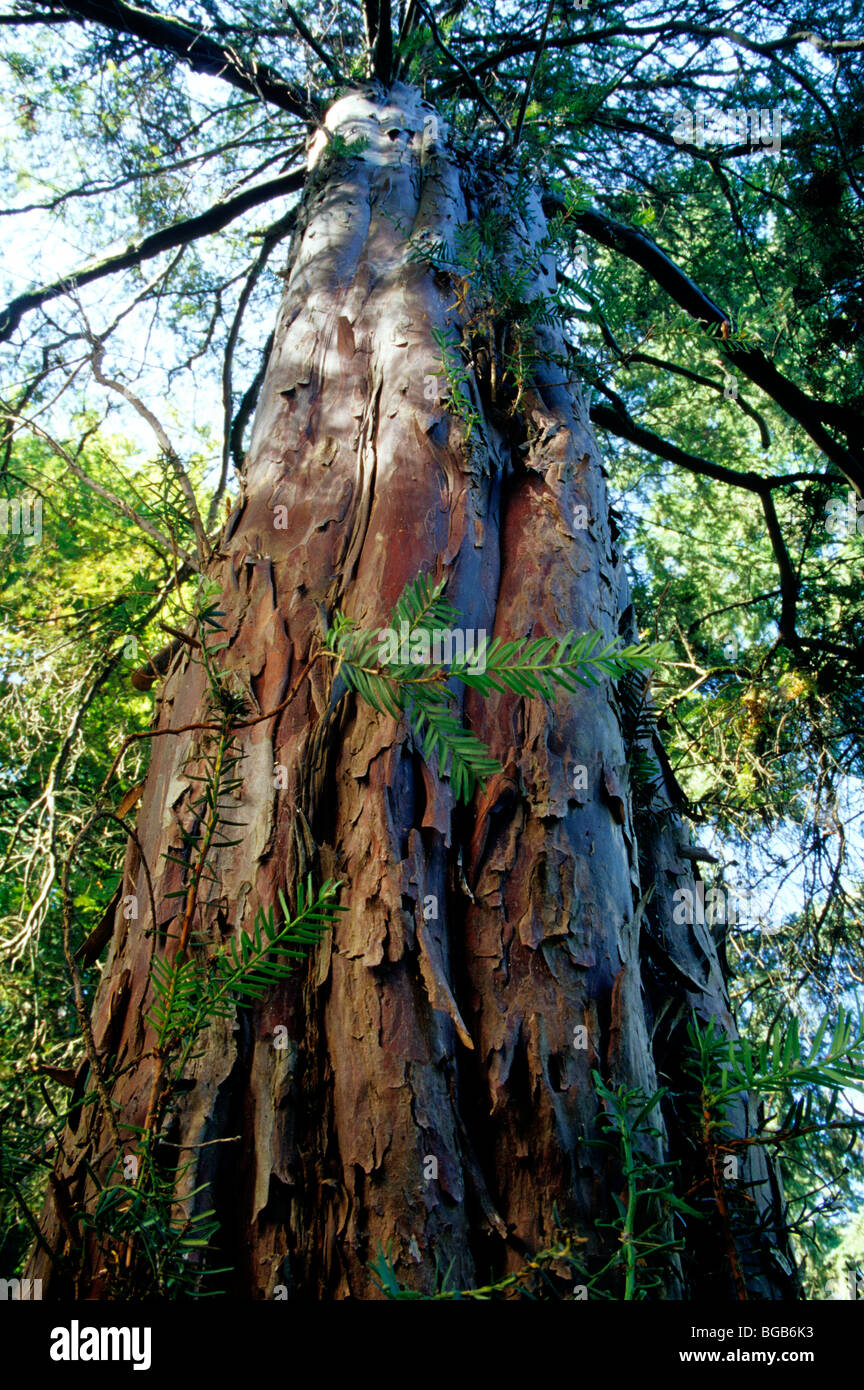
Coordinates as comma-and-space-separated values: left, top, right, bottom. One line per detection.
31, 83, 794, 1301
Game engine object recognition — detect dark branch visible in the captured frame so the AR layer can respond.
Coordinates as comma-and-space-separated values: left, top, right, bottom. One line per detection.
0, 168, 305, 344
590, 394, 843, 665
593, 112, 812, 162
567, 204, 864, 493
280, 1, 344, 82
372, 0, 393, 83
212, 207, 297, 527
436, 21, 864, 90
0, 8, 75, 18
230, 330, 273, 478
759, 489, 799, 650
630, 352, 772, 450
48, 0, 317, 120
415, 0, 511, 139
362, 0, 379, 69
590, 392, 768, 494
591, 389, 832, 496
394, 0, 419, 78
513, 0, 554, 147
569, 272, 772, 449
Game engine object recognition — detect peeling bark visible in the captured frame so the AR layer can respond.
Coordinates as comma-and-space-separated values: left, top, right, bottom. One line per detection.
31, 83, 794, 1302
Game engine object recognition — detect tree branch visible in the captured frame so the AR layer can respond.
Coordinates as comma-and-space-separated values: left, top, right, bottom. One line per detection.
48, 0, 317, 119
0, 7, 74, 19
371, 0, 393, 82
568, 273, 772, 449
394, 0, 419, 78
513, 0, 554, 147
569, 205, 864, 492
0, 167, 305, 344
436, 21, 864, 88
589, 392, 854, 664
759, 489, 799, 650
1, 413, 199, 566
280, 0, 344, 82
229, 330, 273, 478
414, 0, 511, 139
593, 112, 812, 162
590, 393, 767, 493
87, 336, 211, 566
212, 207, 296, 527
591, 389, 833, 495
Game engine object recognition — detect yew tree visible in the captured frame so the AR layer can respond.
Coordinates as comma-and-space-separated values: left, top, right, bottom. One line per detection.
2, 0, 863, 1301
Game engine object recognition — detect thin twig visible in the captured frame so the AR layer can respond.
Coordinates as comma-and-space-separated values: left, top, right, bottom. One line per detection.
87, 335, 211, 568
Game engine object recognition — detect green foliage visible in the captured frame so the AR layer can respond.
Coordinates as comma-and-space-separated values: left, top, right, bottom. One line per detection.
587, 1073, 697, 1300
410, 196, 580, 418
147, 954, 202, 1044
372, 1012, 864, 1301
688, 1007, 864, 1108
0, 430, 188, 1277
369, 1233, 590, 1301
75, 875, 344, 1298
211, 877, 342, 1003
148, 878, 344, 1055
326, 571, 668, 800
371, 1071, 693, 1301
429, 325, 483, 437
79, 1164, 227, 1300
455, 629, 667, 697
684, 1006, 864, 1293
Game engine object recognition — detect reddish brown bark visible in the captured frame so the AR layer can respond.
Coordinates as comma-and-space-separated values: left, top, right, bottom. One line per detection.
31, 83, 793, 1301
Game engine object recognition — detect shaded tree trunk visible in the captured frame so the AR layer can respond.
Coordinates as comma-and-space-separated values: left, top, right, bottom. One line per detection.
31, 83, 794, 1301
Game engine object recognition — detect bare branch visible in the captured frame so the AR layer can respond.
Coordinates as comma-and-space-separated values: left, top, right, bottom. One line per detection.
211, 206, 297, 528
1, 413, 199, 566
281, 0, 344, 82
87, 336, 211, 566
0, 8, 74, 19
229, 330, 273, 478
0, 167, 306, 345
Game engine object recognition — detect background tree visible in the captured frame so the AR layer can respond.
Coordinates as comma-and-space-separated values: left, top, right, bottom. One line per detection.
0, 0, 862, 1300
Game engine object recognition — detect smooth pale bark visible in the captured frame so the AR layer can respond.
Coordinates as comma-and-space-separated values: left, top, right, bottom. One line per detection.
31, 83, 792, 1300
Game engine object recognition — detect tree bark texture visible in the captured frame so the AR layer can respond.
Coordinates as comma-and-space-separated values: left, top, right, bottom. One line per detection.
31, 83, 794, 1301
